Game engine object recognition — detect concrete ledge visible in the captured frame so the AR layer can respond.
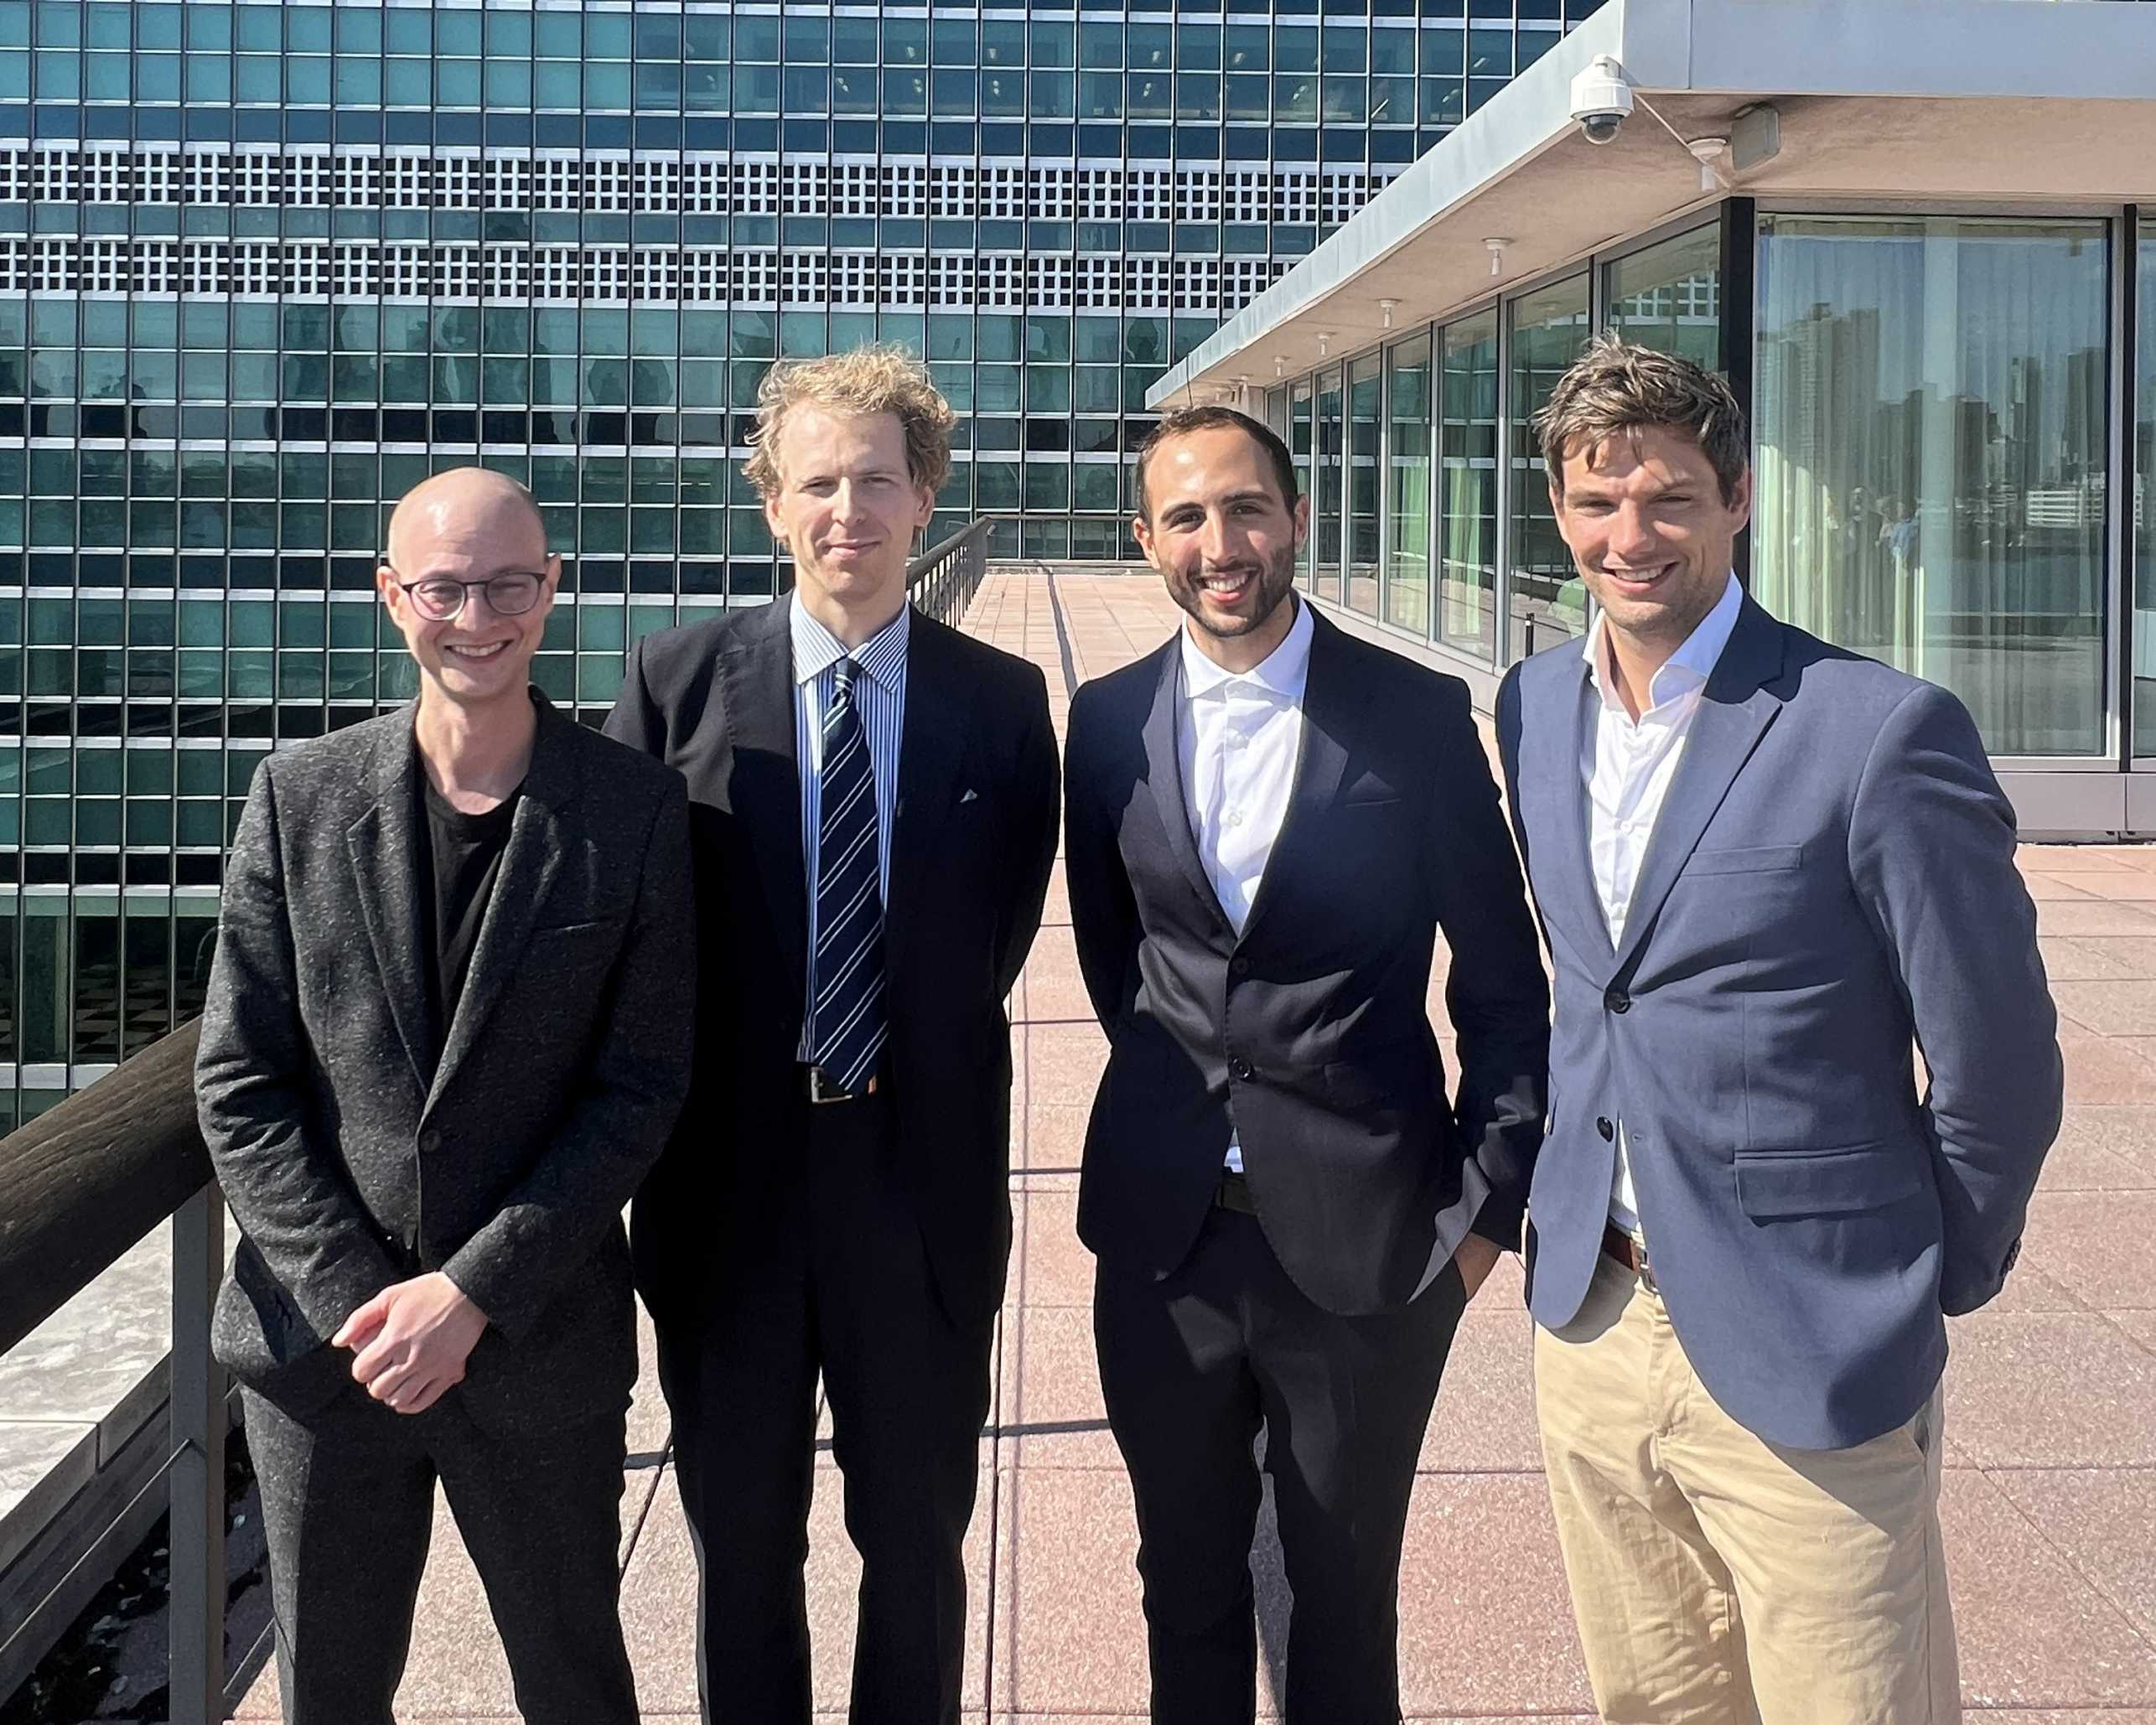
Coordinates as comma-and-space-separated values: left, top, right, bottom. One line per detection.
0, 1220, 194, 1709
0, 1389, 175, 1707
0, 1423, 96, 1577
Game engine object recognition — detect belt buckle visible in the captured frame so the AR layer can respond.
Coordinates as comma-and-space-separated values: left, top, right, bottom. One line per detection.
1631, 1232, 1658, 1295
1604, 1224, 1658, 1293
805, 1065, 873, 1105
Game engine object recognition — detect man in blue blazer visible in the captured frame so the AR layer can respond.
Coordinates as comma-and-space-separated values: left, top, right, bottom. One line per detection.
1496, 336, 2060, 1724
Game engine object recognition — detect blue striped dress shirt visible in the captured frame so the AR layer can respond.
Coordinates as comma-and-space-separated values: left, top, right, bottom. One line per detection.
790, 593, 910, 1057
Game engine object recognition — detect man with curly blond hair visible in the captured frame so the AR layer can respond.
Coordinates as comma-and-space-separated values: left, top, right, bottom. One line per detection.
604, 347, 1059, 1724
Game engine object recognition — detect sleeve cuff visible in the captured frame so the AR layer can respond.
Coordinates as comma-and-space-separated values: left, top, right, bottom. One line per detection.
1469, 1193, 1528, 1255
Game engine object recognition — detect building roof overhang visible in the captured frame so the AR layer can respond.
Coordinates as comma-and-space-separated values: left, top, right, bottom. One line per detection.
1148, 0, 2156, 408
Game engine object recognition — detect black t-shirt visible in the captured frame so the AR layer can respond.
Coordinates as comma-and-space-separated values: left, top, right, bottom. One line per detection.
417, 772, 522, 1049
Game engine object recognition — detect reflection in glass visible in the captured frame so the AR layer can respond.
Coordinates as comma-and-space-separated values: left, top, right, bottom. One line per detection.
1606, 224, 1721, 369
124, 913, 173, 1058
1508, 274, 1591, 660
1440, 308, 1500, 660
2134, 238, 2156, 756
174, 905, 220, 1028
1346, 355, 1382, 617
0, 909, 14, 1063
1384, 336, 1433, 635
21, 899, 66, 1065
1315, 370, 1344, 603
1754, 215, 2107, 757
1291, 383, 1315, 591
74, 906, 121, 1064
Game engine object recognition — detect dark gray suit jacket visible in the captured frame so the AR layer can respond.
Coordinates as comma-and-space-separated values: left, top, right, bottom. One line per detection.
1498, 598, 2061, 1449
195, 695, 696, 1435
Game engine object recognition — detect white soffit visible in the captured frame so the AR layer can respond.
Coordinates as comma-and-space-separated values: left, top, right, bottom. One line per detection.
1151, 0, 2156, 407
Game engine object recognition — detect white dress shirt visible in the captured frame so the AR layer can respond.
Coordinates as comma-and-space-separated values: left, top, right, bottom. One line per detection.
1579, 572, 1743, 1235
1178, 596, 1315, 1173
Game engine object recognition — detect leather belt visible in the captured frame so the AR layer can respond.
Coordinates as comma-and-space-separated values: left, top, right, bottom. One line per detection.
1602, 1222, 1657, 1292
801, 1064, 878, 1106
1212, 1172, 1259, 1216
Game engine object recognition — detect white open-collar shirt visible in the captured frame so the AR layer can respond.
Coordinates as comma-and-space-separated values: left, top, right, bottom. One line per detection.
1579, 572, 1743, 1235
1179, 595, 1315, 1174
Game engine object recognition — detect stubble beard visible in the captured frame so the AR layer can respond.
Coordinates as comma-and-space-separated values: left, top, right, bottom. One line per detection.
1175, 544, 1299, 641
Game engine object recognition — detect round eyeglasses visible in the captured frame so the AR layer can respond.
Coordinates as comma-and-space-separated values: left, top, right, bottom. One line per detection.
396, 572, 547, 622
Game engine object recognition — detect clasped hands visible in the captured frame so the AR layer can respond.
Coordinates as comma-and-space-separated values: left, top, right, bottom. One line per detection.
331, 1272, 490, 1416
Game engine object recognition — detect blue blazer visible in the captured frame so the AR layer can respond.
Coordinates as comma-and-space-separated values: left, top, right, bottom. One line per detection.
1496, 597, 2061, 1450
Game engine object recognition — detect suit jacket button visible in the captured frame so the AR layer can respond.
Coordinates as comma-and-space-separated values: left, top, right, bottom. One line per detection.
1604, 987, 1631, 1014
1597, 1116, 1614, 1142
1230, 955, 1250, 977
1228, 1056, 1253, 1081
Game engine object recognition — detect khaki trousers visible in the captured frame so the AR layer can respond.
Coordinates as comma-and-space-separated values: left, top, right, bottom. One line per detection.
1535, 1251, 1959, 1725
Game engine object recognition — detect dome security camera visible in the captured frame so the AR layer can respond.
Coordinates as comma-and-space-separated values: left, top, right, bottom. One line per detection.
1570, 55, 1633, 146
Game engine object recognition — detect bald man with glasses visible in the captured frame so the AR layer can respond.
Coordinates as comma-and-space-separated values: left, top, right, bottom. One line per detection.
197, 468, 696, 1724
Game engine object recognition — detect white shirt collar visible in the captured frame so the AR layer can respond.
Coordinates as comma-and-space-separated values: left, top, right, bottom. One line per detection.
1179, 594, 1315, 704
1583, 573, 1743, 716
789, 592, 910, 692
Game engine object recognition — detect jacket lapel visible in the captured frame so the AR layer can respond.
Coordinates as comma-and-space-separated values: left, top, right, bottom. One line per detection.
345, 713, 433, 1087
1610, 599, 1788, 978
424, 701, 580, 1112
1236, 608, 1355, 947
1521, 649, 1614, 971
884, 612, 971, 977
719, 600, 809, 1028
1139, 635, 1235, 935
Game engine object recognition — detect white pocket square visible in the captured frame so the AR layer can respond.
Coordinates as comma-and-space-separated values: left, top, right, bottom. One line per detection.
961, 788, 980, 804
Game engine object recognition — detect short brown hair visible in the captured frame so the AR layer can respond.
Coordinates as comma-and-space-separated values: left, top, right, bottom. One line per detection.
1134, 405, 1298, 522
743, 344, 956, 500
1534, 333, 1749, 506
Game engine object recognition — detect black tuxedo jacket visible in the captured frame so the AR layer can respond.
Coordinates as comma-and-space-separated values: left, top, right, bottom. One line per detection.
604, 597, 1060, 1329
1063, 607, 1548, 1316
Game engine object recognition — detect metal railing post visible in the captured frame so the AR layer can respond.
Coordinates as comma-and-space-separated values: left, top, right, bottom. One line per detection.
905, 518, 995, 626
168, 1183, 226, 1725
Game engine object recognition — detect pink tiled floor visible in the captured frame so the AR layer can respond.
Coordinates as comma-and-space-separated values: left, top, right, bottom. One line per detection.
239, 572, 2156, 1719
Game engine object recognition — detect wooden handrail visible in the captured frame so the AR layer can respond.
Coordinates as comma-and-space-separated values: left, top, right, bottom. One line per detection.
0, 1019, 210, 1359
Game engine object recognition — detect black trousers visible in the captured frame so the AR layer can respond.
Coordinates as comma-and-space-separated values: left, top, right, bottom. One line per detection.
656, 1088, 994, 1725
241, 1385, 637, 1725
1094, 1204, 1468, 1725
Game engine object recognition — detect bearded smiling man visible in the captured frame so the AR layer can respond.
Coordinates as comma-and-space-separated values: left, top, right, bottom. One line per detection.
1061, 406, 1548, 1723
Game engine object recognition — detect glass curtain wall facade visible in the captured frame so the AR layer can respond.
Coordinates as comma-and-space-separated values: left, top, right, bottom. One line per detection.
1278, 219, 1724, 662
0, 0, 1605, 1124
1268, 202, 2148, 781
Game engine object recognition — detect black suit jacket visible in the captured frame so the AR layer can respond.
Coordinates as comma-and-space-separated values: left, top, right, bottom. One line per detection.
195, 696, 697, 1434
1063, 607, 1548, 1317
603, 598, 1060, 1329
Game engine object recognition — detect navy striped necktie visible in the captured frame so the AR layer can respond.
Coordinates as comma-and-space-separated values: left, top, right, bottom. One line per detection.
810, 656, 889, 1093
